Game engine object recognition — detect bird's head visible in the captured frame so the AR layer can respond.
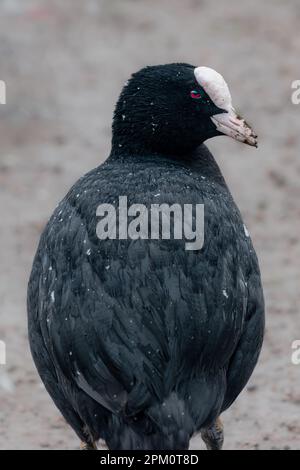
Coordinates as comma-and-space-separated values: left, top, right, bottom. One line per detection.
112, 63, 257, 156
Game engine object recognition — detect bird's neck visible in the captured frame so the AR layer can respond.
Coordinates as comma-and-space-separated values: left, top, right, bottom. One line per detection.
108, 142, 226, 187
110, 133, 205, 161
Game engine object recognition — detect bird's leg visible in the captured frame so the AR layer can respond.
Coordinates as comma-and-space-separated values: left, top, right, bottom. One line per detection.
80, 425, 98, 450
201, 417, 224, 450
80, 440, 98, 450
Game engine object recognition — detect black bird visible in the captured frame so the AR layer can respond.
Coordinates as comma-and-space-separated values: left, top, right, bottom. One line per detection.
28, 63, 265, 450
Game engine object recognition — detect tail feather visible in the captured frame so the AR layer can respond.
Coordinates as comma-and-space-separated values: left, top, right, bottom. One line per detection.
106, 393, 194, 450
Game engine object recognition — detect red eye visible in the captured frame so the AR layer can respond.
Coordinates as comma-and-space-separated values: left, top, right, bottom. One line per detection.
190, 90, 202, 99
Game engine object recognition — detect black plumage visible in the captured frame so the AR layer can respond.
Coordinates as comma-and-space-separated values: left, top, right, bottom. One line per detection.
28, 63, 264, 450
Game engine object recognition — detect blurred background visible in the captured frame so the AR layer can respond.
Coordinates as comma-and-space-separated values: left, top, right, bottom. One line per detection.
0, 0, 300, 450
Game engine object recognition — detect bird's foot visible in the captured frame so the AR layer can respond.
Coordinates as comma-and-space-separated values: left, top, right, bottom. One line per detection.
97, 439, 108, 450
201, 417, 224, 450
80, 441, 98, 450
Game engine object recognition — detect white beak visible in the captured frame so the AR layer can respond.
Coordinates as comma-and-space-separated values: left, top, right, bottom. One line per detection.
211, 108, 258, 147
194, 67, 258, 147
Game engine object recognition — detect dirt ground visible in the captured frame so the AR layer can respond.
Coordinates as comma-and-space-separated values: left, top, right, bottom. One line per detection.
0, 0, 300, 450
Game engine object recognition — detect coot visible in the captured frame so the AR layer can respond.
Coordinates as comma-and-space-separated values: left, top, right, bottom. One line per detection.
28, 63, 264, 450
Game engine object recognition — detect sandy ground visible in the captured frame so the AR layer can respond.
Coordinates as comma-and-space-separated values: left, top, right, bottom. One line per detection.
0, 0, 300, 450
